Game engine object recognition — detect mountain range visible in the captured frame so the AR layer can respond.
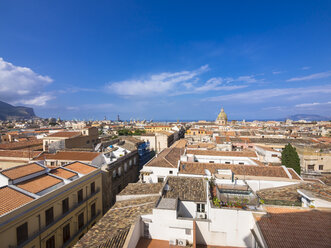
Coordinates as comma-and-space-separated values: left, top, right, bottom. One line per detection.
0, 101, 36, 121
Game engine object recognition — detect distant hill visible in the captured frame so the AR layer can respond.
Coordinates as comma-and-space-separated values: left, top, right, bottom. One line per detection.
0, 101, 36, 120
287, 114, 330, 121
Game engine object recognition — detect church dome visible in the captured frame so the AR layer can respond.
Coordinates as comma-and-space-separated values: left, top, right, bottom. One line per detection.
217, 107, 228, 121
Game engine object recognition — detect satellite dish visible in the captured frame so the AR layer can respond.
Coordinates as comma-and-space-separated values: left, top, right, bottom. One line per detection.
204, 169, 211, 177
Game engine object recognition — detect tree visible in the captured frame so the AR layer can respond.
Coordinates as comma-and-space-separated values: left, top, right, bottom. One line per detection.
281, 143, 301, 175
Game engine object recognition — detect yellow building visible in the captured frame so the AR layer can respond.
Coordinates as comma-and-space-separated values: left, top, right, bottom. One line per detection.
0, 161, 102, 248
144, 125, 173, 133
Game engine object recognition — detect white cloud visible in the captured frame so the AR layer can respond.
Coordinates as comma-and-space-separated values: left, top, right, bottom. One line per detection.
0, 57, 54, 106
204, 85, 331, 103
272, 71, 284, 75
295, 101, 331, 108
301, 66, 311, 70
106, 65, 209, 96
286, 71, 331, 82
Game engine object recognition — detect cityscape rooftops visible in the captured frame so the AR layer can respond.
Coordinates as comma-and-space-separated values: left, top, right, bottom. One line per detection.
16, 174, 63, 194
74, 196, 159, 248
0, 149, 42, 159
49, 167, 78, 180
45, 131, 81, 138
257, 182, 331, 206
254, 207, 331, 248
118, 182, 163, 196
63, 161, 98, 174
0, 186, 35, 216
179, 162, 300, 180
186, 149, 257, 158
163, 176, 206, 202
0, 162, 45, 180
37, 151, 101, 161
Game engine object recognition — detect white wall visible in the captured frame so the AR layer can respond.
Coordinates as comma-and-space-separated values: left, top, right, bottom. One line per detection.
149, 208, 194, 243
246, 180, 299, 192
178, 201, 197, 218
126, 218, 142, 248
143, 167, 178, 183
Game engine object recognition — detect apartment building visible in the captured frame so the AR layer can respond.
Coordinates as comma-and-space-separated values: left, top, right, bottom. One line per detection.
34, 150, 105, 168
101, 145, 140, 213
42, 127, 99, 152
0, 161, 102, 248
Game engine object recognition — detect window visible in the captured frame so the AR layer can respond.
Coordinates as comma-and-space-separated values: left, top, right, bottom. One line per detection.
134, 157, 137, 165
124, 163, 128, 172
319, 165, 324, 170
185, 229, 191, 235
45, 207, 54, 226
63, 223, 70, 244
271, 154, 278, 157
17, 222, 28, 246
225, 162, 230, 164
62, 198, 69, 214
61, 162, 66, 166
51, 162, 55, 166
77, 189, 83, 203
91, 203, 96, 218
239, 162, 244, 165
90, 182, 95, 194
78, 212, 84, 230
169, 170, 173, 174
209, 161, 214, 163
157, 177, 164, 183
197, 203, 205, 213
86, 140, 90, 144
112, 170, 116, 178
308, 165, 315, 171
118, 167, 122, 176
129, 159, 132, 167
46, 235, 55, 248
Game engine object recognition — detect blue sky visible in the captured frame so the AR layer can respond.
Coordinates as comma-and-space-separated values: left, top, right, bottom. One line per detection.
0, 1, 330, 120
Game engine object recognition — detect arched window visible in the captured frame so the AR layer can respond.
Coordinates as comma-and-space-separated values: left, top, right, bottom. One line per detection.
118, 167, 122, 176
113, 170, 116, 178
124, 163, 128, 172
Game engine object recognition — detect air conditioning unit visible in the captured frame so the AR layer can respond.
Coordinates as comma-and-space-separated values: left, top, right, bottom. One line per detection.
197, 213, 206, 219
177, 239, 187, 246
169, 239, 177, 245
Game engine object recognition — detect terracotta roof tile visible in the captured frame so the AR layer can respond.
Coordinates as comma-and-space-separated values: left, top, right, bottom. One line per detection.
16, 174, 62, 194
50, 168, 77, 179
186, 150, 257, 157
0, 139, 42, 150
46, 131, 81, 138
179, 162, 290, 179
164, 176, 206, 202
118, 183, 163, 195
0, 186, 34, 216
74, 196, 159, 248
1, 162, 45, 180
64, 162, 97, 174
38, 151, 101, 161
257, 207, 331, 248
0, 149, 42, 159
257, 183, 331, 205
